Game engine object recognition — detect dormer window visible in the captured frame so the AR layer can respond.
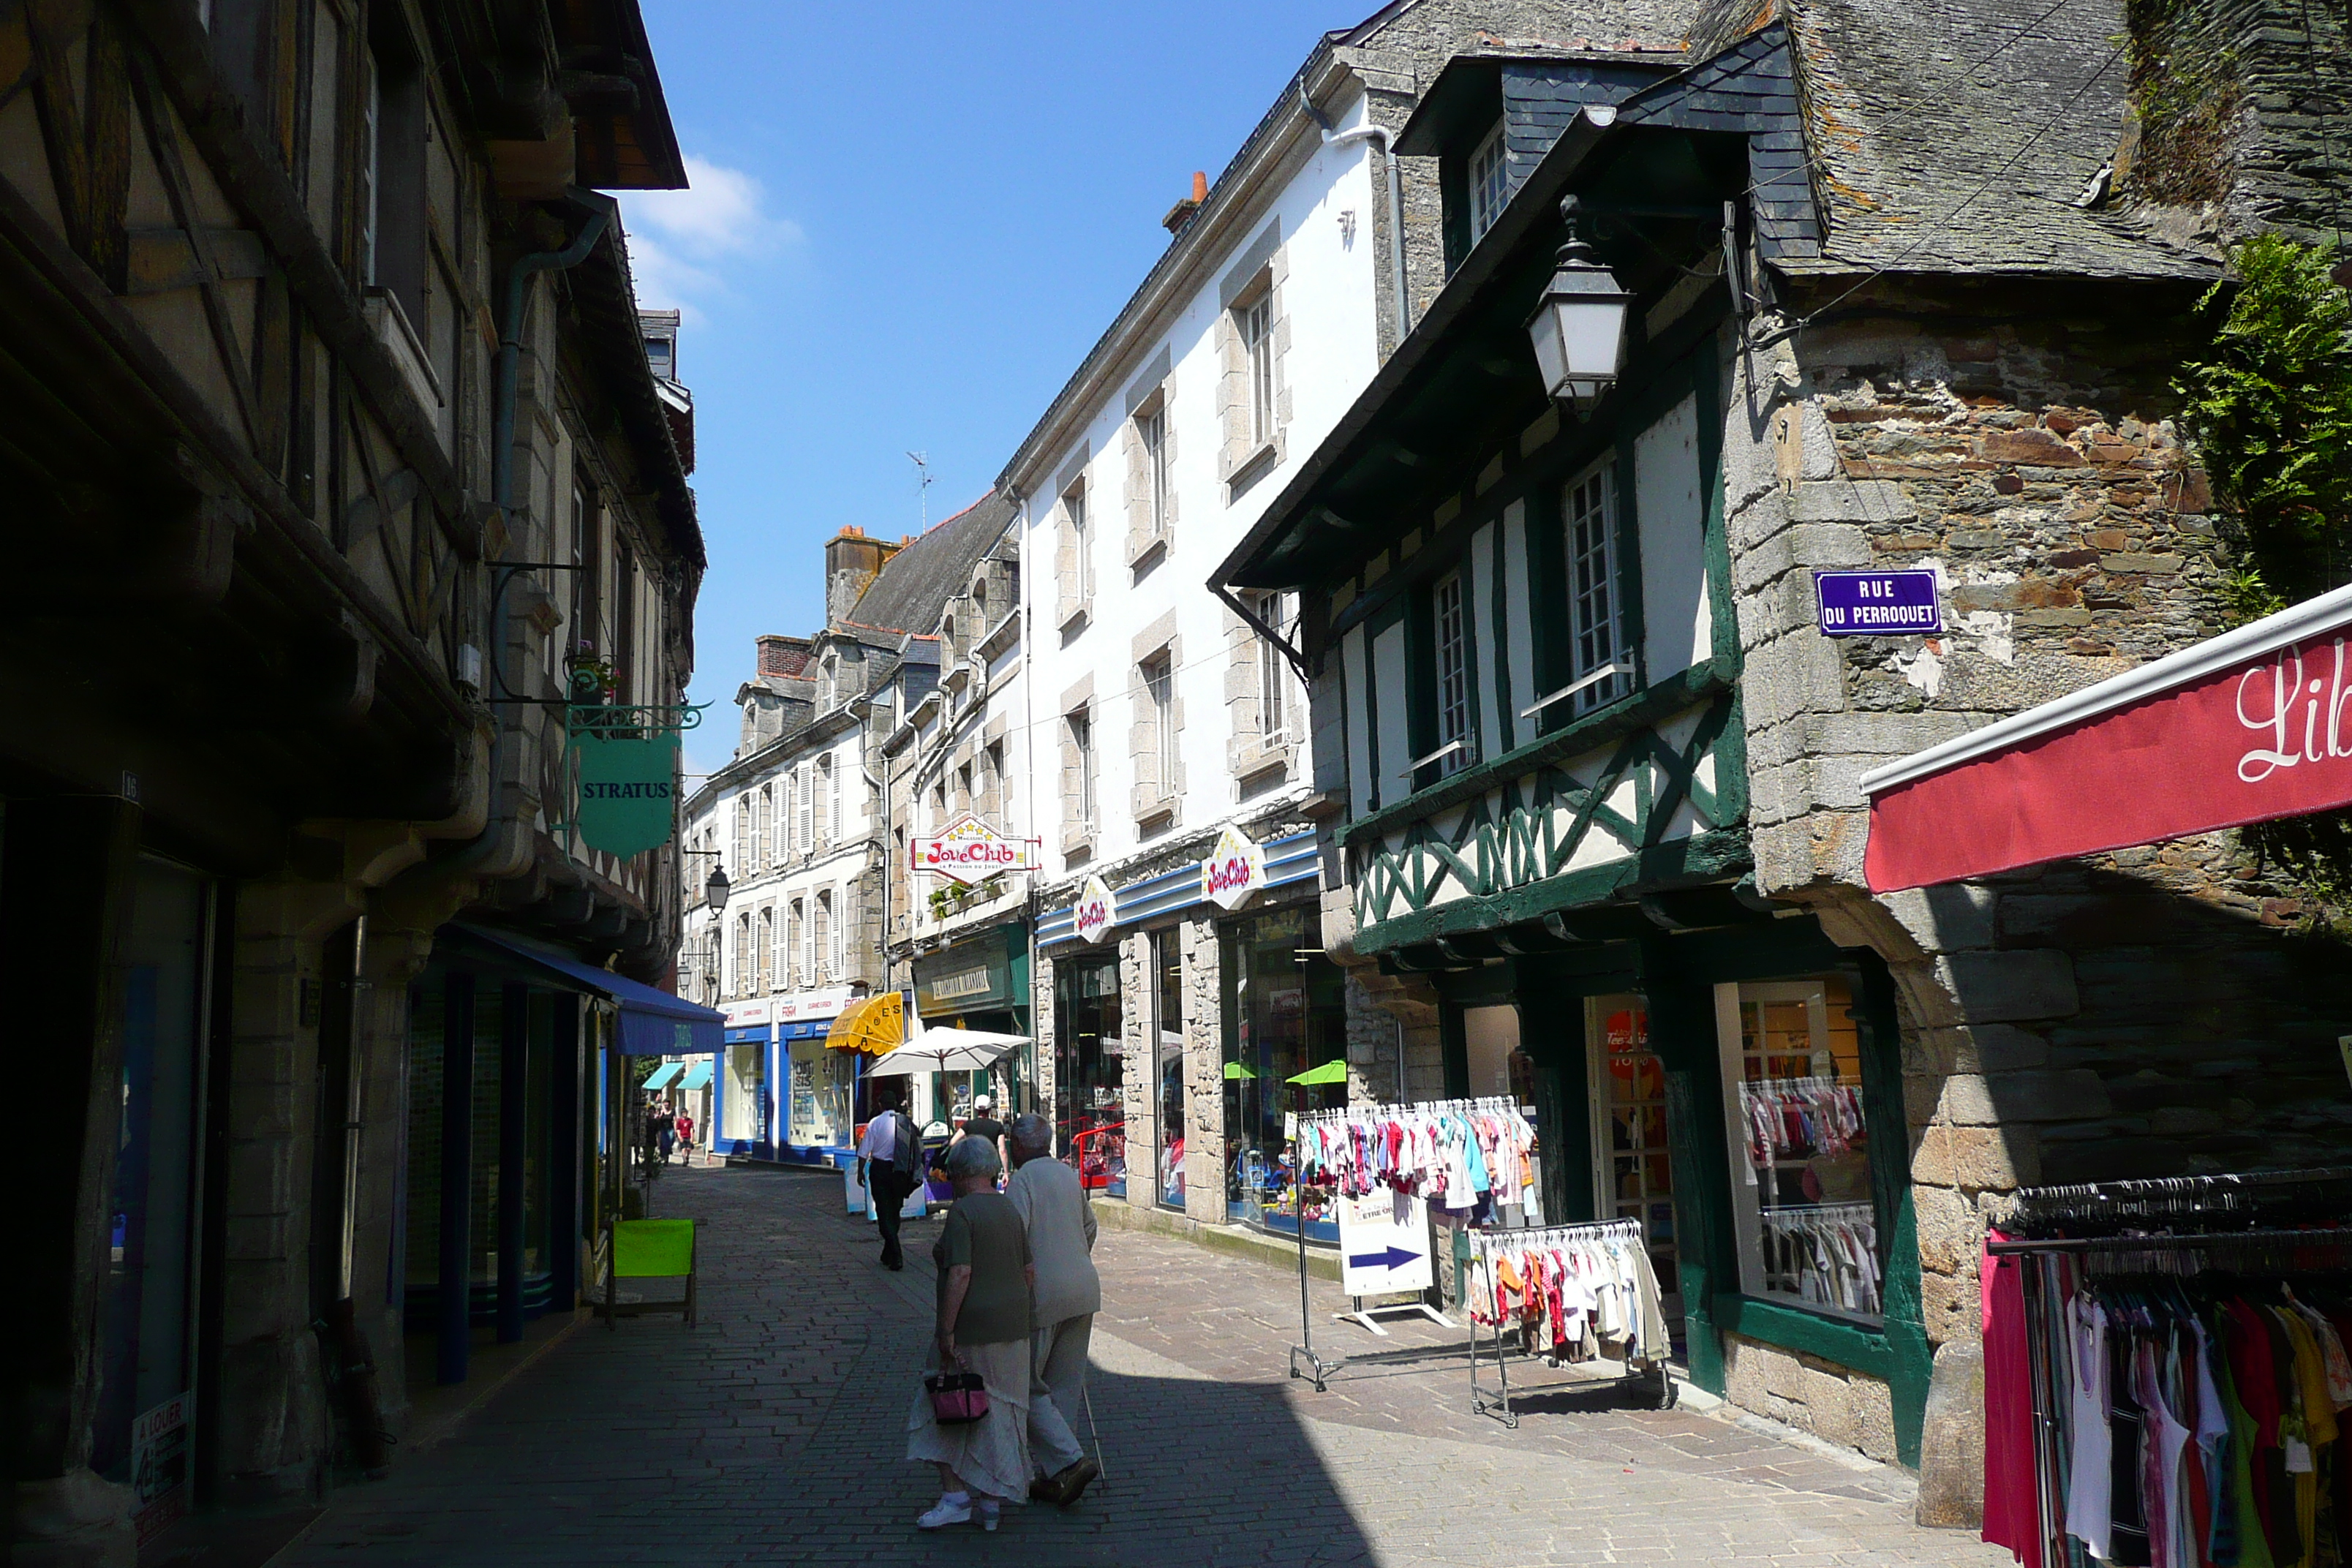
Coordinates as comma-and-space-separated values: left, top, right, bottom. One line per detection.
1467, 121, 1509, 246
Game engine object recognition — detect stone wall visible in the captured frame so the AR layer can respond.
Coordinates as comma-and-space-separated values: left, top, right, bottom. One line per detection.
1725, 295, 2352, 1493
1721, 1335, 1900, 1463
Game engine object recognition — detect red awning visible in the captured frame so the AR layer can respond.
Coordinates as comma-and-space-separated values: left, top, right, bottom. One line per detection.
1861, 586, 2352, 892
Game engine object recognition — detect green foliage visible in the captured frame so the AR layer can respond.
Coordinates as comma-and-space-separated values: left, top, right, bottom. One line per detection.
2178, 235, 2352, 922
2176, 234, 2352, 611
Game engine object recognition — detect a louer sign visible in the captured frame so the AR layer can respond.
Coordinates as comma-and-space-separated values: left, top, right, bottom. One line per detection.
573, 731, 680, 858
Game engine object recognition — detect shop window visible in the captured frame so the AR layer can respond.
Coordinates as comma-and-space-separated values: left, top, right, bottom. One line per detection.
1586, 996, 1680, 1322
1054, 955, 1125, 1197
1221, 905, 1346, 1232
1151, 928, 1186, 1212
1714, 976, 1885, 1323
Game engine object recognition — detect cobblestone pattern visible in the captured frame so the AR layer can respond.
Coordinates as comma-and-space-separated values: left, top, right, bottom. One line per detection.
275, 1167, 2009, 1566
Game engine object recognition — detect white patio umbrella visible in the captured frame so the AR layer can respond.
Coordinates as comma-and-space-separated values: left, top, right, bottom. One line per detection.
864, 1027, 1030, 1077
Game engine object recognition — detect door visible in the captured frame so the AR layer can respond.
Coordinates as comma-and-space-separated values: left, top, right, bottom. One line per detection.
1586, 995, 1682, 1324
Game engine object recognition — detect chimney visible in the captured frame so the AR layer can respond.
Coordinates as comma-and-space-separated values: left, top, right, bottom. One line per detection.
755, 634, 812, 678
824, 525, 905, 625
1162, 170, 1209, 236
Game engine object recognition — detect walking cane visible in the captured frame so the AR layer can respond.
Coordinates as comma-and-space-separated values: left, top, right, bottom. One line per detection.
1082, 1382, 1107, 1482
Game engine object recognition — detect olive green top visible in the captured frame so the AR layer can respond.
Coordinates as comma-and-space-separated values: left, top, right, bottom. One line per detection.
933, 1191, 1031, 1345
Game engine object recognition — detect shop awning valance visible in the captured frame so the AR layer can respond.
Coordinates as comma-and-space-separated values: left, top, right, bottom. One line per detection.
1861, 585, 2352, 892
679, 1061, 712, 1090
823, 991, 902, 1055
643, 1062, 685, 1089
456, 928, 725, 1056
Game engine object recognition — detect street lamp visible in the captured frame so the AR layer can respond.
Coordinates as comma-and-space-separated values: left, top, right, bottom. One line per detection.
704, 864, 731, 911
1526, 202, 1632, 412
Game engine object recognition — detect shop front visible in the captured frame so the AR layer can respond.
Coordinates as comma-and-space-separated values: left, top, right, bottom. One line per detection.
911, 925, 1031, 1131
1037, 827, 1335, 1224
734, 987, 857, 1161
716, 997, 774, 1159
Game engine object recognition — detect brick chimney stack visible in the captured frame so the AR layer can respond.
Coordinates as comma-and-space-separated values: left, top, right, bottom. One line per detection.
755, 634, 811, 678
1163, 170, 1209, 236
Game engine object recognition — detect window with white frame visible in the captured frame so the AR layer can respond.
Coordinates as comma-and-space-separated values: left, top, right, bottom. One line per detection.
1240, 294, 1275, 447
814, 890, 833, 981
732, 912, 750, 998
826, 755, 841, 842
1064, 481, 1089, 613
1432, 571, 1471, 777
1142, 653, 1177, 796
756, 785, 772, 867
785, 899, 804, 989
1564, 462, 1629, 716
756, 905, 774, 992
796, 764, 813, 849
1468, 121, 1509, 246
1255, 591, 1292, 742
1070, 709, 1097, 830
1141, 405, 1171, 538
783, 772, 796, 858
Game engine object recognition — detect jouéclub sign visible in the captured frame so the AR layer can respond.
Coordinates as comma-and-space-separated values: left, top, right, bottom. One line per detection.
1199, 825, 1267, 911
573, 731, 679, 858
1814, 569, 1942, 637
910, 814, 1037, 886
1071, 874, 1117, 946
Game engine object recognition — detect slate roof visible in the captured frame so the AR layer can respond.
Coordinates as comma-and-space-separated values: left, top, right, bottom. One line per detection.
839, 489, 1011, 639
1771, 0, 2216, 279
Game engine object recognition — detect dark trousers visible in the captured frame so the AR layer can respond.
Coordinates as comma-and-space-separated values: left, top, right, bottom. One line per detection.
872, 1169, 909, 1264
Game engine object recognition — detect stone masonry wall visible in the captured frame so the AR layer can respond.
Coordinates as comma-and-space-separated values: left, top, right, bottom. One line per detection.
1725, 297, 2352, 1495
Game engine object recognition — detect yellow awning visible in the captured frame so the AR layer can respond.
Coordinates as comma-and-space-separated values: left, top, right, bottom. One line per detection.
825, 992, 903, 1054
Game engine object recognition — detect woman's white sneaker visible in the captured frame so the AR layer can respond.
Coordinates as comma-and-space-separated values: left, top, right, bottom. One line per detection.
916, 1496, 973, 1530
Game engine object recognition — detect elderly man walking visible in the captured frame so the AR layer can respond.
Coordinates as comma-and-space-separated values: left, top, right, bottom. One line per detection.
1004, 1113, 1101, 1506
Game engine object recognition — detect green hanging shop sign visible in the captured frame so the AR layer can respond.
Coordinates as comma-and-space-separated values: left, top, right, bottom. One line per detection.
562, 686, 704, 859
573, 729, 681, 857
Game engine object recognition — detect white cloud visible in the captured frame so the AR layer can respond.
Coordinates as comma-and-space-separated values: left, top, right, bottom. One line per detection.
620, 154, 801, 314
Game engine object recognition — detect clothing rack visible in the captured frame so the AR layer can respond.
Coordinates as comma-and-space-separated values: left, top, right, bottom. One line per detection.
1463, 1217, 1675, 1427
1980, 1169, 2352, 1568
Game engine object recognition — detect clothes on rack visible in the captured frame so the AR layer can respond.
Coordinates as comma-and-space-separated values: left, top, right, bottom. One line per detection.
1758, 1202, 1883, 1315
1295, 1098, 1538, 1219
1466, 1220, 1670, 1368
2010, 1256, 2352, 1568
1738, 1076, 1866, 1169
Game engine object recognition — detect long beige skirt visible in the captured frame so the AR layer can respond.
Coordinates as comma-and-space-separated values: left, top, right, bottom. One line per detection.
904, 1337, 1032, 1502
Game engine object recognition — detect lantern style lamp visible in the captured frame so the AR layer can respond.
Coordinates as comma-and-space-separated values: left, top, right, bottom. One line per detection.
704, 864, 731, 912
1526, 210, 1632, 411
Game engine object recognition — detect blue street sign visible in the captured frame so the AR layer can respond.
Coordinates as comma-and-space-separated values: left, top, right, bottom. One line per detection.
1814, 569, 1943, 636
1346, 1245, 1421, 1271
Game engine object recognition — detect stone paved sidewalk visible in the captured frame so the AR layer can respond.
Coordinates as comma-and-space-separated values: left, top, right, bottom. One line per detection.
272, 1166, 2009, 1567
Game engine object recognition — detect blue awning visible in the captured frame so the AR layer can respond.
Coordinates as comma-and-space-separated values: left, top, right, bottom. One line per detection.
456, 929, 725, 1056
679, 1061, 713, 1090
643, 1061, 685, 1089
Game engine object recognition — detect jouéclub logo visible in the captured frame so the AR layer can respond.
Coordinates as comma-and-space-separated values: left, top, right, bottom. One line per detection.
1199, 825, 1266, 911
911, 814, 1035, 886
1071, 874, 1116, 945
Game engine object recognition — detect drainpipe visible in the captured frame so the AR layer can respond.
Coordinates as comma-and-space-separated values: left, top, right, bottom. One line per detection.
446, 188, 620, 886
1299, 79, 1411, 345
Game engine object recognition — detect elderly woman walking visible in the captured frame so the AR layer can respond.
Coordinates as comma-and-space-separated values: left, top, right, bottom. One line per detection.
908, 1136, 1033, 1531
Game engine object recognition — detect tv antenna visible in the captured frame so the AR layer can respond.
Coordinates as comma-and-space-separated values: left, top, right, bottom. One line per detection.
907, 451, 934, 531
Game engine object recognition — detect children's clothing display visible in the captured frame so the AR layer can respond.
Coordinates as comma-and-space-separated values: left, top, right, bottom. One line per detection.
1295, 1098, 1538, 1219
1759, 1201, 1882, 1315
1984, 1167, 2352, 1568
1464, 1217, 1676, 1423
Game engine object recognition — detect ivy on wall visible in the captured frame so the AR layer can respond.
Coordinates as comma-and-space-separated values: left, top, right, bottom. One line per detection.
2176, 234, 2352, 912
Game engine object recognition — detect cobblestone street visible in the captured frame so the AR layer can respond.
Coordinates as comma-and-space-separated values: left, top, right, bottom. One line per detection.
275, 1167, 2009, 1567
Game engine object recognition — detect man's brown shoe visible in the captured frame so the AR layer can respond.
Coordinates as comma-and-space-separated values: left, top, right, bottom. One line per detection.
1028, 1476, 1060, 1503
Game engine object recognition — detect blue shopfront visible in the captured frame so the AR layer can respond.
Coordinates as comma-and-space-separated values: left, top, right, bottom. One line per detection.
712, 990, 861, 1164
1037, 827, 1343, 1235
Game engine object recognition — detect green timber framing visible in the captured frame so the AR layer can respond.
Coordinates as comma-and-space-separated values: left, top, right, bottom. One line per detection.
1210, 48, 1934, 1460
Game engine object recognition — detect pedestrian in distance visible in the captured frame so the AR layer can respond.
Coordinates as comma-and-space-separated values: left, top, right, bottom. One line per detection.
656, 1104, 676, 1165
1005, 1112, 1102, 1507
857, 1088, 921, 1270
676, 1109, 695, 1161
956, 1093, 1007, 1183
908, 1136, 1033, 1531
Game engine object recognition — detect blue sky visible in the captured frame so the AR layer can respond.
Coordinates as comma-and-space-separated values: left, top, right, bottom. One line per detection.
619, 0, 1358, 780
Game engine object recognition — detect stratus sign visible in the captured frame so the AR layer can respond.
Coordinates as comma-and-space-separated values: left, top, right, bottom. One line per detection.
573, 732, 680, 858
1071, 874, 1117, 946
911, 814, 1037, 886
1861, 587, 2352, 892
1199, 825, 1267, 911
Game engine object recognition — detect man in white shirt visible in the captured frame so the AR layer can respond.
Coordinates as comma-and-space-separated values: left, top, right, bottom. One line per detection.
1005, 1112, 1101, 1506
856, 1087, 916, 1270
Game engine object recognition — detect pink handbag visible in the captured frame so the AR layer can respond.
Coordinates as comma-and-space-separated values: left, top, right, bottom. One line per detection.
924, 1369, 989, 1425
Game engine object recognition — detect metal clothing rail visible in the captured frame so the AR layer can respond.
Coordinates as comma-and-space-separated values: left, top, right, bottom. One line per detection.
1463, 1218, 1674, 1426
1989, 1169, 2352, 1568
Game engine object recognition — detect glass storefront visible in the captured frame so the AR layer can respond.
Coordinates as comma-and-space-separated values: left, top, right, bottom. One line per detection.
1586, 995, 1678, 1320
1053, 954, 1125, 1197
92, 860, 209, 1528
785, 1037, 851, 1147
725, 1041, 769, 1152
1150, 930, 1186, 1212
1715, 973, 1885, 1323
1220, 904, 1345, 1229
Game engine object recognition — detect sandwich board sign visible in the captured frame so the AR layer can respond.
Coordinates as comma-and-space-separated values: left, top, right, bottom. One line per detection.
1335, 1185, 1434, 1297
